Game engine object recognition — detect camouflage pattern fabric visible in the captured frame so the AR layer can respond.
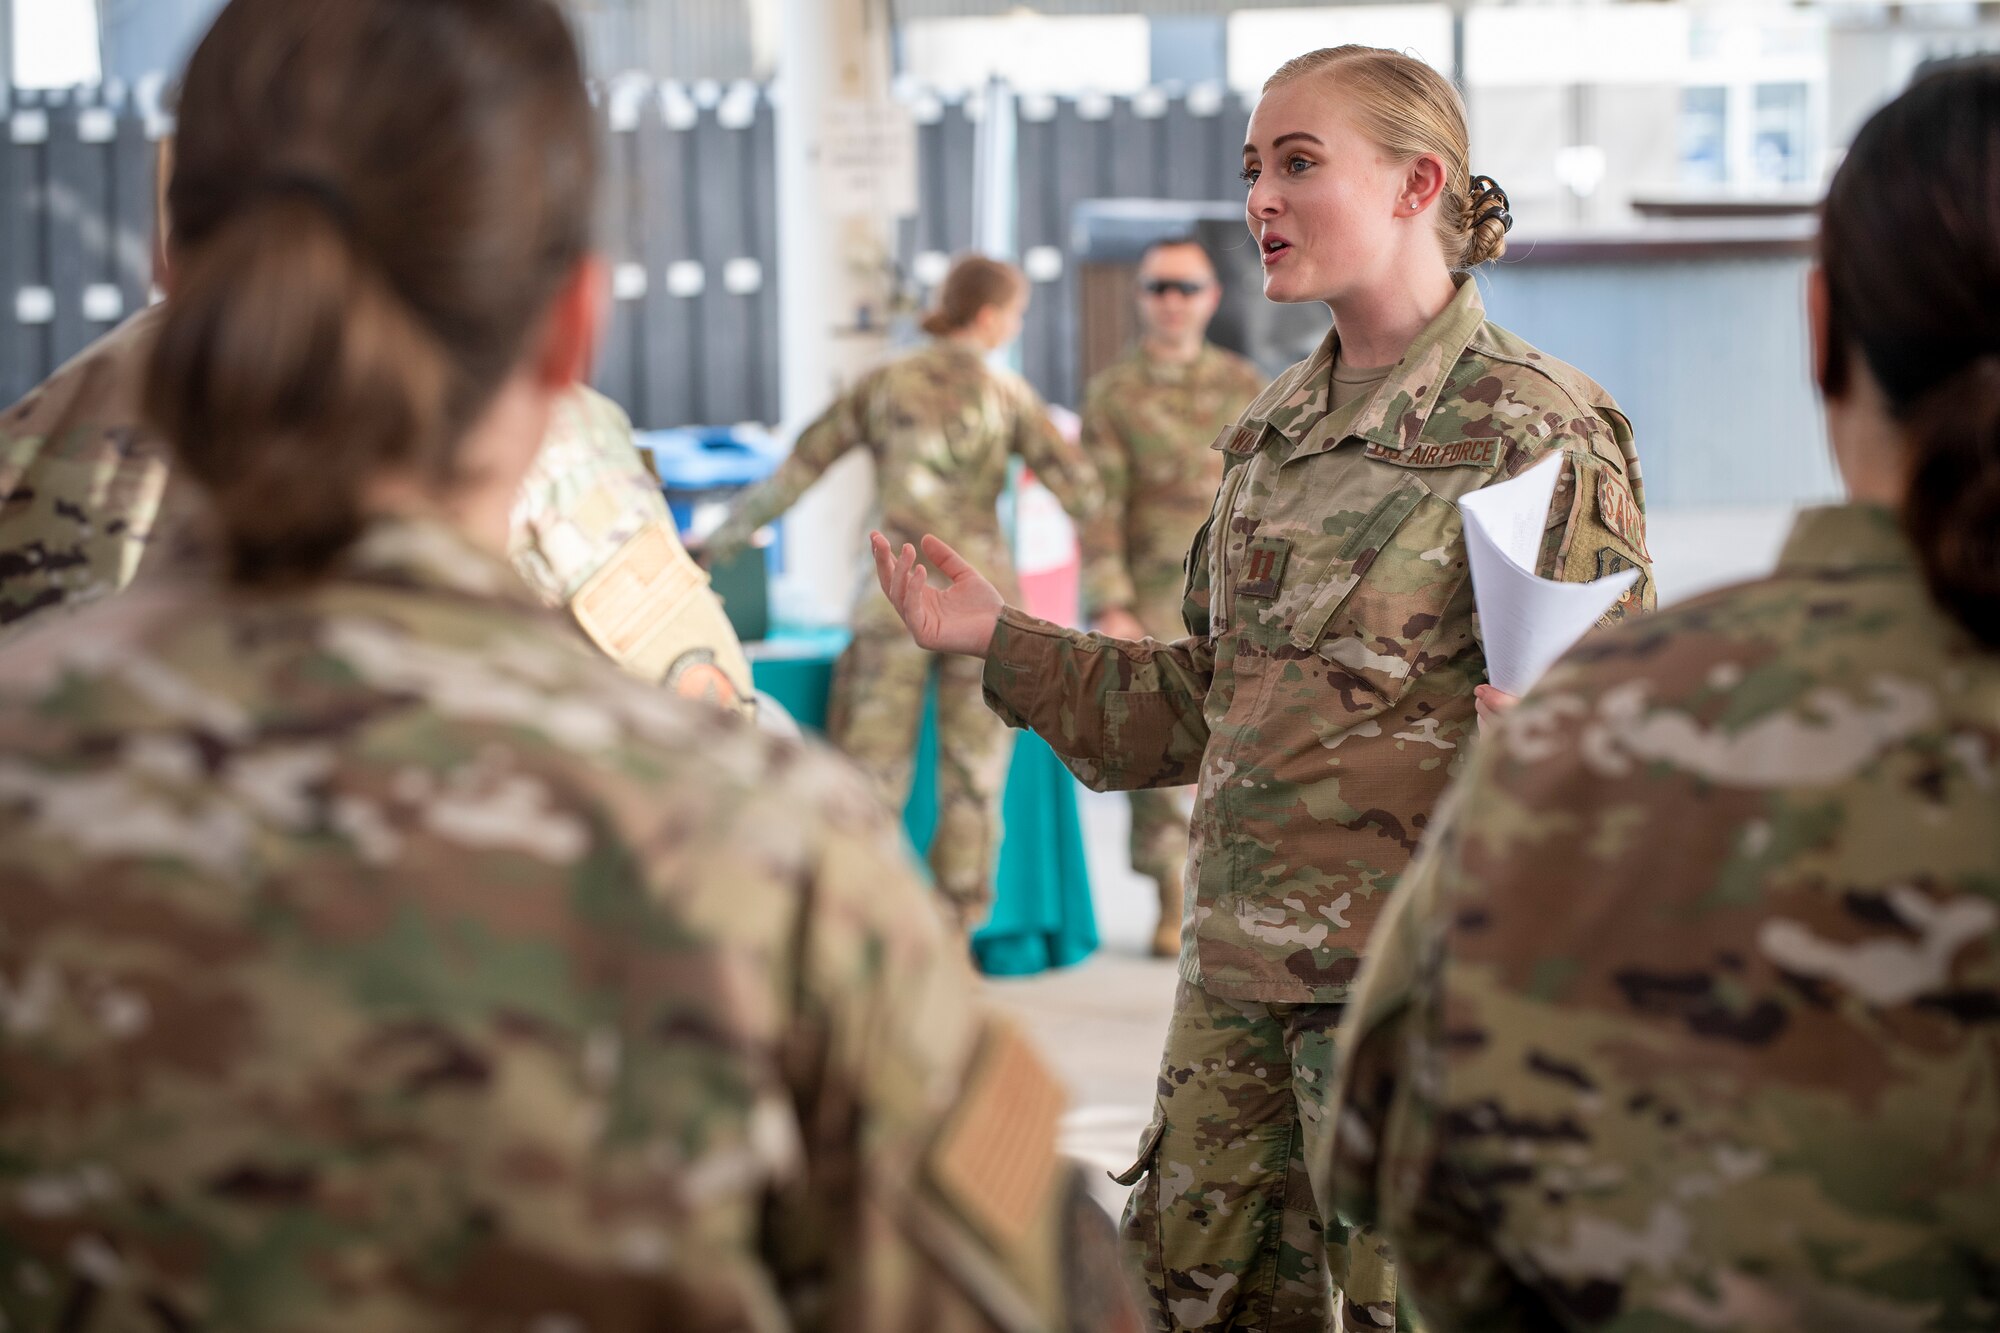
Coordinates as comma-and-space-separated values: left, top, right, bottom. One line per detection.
1330, 503, 2000, 1333
1078, 344, 1265, 938
828, 626, 1011, 933
1077, 342, 1266, 625
0, 315, 756, 718
980, 278, 1654, 1329
510, 386, 754, 716
1115, 982, 1398, 1333
0, 515, 1138, 1333
0, 305, 177, 646
707, 339, 1103, 926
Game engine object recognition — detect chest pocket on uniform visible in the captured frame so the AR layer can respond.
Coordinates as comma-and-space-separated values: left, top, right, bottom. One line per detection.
1286, 473, 1474, 705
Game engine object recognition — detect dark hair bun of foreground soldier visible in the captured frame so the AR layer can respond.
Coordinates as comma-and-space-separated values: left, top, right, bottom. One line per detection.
144, 0, 598, 586
1820, 58, 2000, 648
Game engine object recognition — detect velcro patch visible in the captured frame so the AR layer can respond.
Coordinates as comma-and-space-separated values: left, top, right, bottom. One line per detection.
570, 522, 706, 661
930, 1020, 1064, 1252
1365, 438, 1500, 470
1596, 472, 1650, 559
1235, 534, 1292, 600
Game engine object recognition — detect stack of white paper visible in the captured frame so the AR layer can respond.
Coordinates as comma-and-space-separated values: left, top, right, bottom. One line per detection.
1459, 454, 1638, 696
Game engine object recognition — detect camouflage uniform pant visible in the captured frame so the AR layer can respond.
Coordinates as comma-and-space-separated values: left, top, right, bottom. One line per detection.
1130, 786, 1193, 887
1117, 980, 1400, 1332
828, 622, 1011, 930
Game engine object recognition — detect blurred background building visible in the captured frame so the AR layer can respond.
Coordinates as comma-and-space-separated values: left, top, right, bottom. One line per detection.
9, 0, 2000, 613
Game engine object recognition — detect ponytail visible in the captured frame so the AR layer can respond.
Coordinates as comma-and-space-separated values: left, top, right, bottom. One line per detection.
146, 194, 453, 585
921, 254, 1025, 337
149, 0, 597, 587
1901, 360, 2000, 648
1819, 58, 2000, 650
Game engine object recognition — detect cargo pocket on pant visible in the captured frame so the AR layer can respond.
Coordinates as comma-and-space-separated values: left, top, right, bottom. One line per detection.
1113, 1116, 1169, 1313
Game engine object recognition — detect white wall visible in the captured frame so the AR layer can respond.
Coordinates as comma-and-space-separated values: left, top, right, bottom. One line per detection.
1227, 5, 1454, 90
900, 14, 1150, 95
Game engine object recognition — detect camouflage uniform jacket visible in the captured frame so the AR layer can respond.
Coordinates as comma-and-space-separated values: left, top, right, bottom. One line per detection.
1078, 342, 1266, 620
983, 278, 1655, 1004
705, 339, 1102, 638
1330, 504, 2000, 1331
0, 305, 179, 646
510, 387, 755, 715
0, 516, 1134, 1333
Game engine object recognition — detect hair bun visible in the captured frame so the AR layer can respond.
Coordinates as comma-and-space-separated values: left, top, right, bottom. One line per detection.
1469, 174, 1513, 235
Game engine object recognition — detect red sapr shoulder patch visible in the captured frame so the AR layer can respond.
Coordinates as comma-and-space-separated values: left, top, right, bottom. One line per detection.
1595, 471, 1650, 559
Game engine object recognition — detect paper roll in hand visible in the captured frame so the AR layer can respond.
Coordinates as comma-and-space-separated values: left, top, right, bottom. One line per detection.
1460, 454, 1639, 696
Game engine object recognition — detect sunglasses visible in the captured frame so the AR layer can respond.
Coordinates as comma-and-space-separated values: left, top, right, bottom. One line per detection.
1141, 279, 1211, 298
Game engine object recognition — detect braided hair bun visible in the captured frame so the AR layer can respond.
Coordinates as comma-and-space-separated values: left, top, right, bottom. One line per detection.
1462, 174, 1512, 268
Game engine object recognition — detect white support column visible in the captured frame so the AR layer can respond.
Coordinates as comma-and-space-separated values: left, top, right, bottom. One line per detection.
770, 0, 901, 628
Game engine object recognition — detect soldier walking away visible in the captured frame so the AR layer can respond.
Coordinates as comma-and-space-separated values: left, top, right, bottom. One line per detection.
1329, 59, 2000, 1333
1079, 237, 1265, 958
703, 255, 1102, 935
0, 3, 1137, 1328
869, 45, 1654, 1333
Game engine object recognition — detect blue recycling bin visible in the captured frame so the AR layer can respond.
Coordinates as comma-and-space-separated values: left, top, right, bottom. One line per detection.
641, 426, 788, 641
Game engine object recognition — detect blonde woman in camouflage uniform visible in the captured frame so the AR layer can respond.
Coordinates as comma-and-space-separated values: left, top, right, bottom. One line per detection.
1329, 60, 2000, 1333
705, 255, 1102, 933
873, 46, 1654, 1332
0, 3, 1136, 1328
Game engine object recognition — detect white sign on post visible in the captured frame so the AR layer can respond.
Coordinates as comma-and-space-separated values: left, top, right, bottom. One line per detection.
820, 100, 918, 219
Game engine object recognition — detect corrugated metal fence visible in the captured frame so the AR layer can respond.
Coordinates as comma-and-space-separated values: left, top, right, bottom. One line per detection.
0, 85, 166, 406
0, 78, 1257, 425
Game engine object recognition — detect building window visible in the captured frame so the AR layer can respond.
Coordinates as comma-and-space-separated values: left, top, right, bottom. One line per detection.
1680, 86, 1728, 185
1753, 82, 1810, 184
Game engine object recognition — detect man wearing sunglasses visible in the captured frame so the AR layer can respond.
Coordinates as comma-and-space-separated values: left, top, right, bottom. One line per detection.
1079, 237, 1266, 958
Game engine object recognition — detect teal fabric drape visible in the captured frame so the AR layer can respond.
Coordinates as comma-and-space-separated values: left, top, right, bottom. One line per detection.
751, 630, 1097, 976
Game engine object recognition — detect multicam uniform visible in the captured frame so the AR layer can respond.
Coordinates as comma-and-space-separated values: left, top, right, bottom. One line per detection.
1329, 503, 2000, 1333
1079, 343, 1266, 950
510, 386, 754, 716
706, 338, 1101, 930
0, 305, 180, 642
0, 312, 752, 717
0, 515, 1137, 1333
980, 279, 1654, 1331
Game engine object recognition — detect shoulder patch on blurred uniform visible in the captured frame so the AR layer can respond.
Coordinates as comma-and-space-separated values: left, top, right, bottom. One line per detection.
1596, 471, 1649, 559
1235, 534, 1292, 600
930, 1020, 1064, 1252
570, 522, 705, 660
1365, 438, 1500, 470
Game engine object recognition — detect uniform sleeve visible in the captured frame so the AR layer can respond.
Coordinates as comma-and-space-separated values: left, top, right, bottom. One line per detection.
1008, 380, 1104, 531
1535, 442, 1656, 625
705, 379, 872, 566
1075, 385, 1138, 618
982, 608, 1212, 792
778, 778, 1141, 1331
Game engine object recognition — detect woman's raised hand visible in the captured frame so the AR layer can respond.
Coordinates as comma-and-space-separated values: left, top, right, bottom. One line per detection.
871, 532, 1004, 657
